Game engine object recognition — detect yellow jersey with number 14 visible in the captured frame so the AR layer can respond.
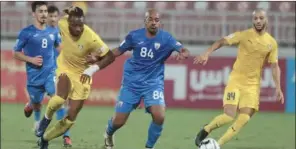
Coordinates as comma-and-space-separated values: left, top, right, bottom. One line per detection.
57, 16, 109, 76
224, 28, 278, 85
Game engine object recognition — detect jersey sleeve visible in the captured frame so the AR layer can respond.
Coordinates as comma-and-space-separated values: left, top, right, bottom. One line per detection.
223, 32, 242, 45
268, 40, 279, 64
13, 30, 28, 52
90, 32, 110, 57
54, 30, 62, 47
167, 34, 183, 52
118, 32, 133, 53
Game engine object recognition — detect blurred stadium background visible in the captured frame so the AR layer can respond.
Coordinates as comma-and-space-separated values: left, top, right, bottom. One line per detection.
1, 1, 295, 149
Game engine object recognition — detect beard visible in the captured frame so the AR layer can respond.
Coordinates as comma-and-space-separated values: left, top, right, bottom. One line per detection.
253, 23, 266, 32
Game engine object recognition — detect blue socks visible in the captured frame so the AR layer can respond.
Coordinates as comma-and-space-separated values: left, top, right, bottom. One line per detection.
34, 109, 41, 122
56, 107, 70, 137
106, 118, 119, 136
146, 122, 163, 148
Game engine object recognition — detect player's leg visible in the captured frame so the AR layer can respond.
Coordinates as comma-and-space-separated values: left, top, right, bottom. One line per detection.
143, 87, 166, 149
39, 78, 90, 149
217, 86, 259, 146
45, 75, 72, 146
36, 73, 71, 137
42, 99, 83, 143
26, 85, 45, 132
24, 87, 34, 118
195, 86, 240, 146
104, 86, 140, 148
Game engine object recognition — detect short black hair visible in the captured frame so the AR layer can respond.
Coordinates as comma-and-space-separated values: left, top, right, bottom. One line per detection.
64, 6, 84, 18
31, 1, 48, 12
48, 5, 59, 14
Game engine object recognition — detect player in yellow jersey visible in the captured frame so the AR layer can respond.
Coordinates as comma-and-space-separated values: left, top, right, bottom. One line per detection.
36, 6, 115, 149
194, 8, 284, 147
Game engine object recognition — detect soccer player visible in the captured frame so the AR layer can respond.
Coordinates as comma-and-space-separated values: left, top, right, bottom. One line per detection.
194, 9, 284, 147
46, 5, 72, 147
13, 0, 60, 139
100, 9, 189, 149
36, 6, 115, 149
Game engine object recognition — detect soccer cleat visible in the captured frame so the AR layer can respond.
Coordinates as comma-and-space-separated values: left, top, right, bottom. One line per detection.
63, 136, 72, 147
24, 102, 33, 118
35, 116, 51, 137
195, 128, 209, 147
104, 131, 114, 149
39, 137, 49, 149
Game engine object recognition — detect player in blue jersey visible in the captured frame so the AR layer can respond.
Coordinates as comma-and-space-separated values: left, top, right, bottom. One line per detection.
97, 9, 189, 149
46, 5, 73, 147
13, 1, 62, 145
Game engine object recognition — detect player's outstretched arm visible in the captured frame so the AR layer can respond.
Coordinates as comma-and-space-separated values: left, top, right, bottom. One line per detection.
112, 47, 125, 57
194, 32, 241, 65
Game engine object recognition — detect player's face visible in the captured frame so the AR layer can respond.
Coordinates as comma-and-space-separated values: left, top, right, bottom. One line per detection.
33, 5, 48, 25
48, 11, 59, 27
68, 16, 84, 37
145, 12, 160, 35
252, 11, 267, 32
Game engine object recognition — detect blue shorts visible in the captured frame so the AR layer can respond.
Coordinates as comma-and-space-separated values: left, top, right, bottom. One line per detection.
115, 85, 165, 113
27, 75, 56, 104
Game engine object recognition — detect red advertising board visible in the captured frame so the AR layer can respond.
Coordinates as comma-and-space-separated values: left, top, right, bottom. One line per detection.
1, 51, 286, 112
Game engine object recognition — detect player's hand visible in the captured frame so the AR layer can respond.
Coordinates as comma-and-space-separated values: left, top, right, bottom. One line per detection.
194, 52, 210, 65
175, 48, 189, 61
275, 88, 284, 104
80, 74, 91, 84
29, 55, 43, 66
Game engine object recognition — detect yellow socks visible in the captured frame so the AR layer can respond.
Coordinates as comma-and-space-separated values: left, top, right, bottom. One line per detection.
204, 114, 234, 133
45, 95, 65, 119
43, 118, 74, 141
218, 114, 250, 146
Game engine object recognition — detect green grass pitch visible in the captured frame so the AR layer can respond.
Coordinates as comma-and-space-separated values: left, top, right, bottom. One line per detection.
1, 103, 295, 149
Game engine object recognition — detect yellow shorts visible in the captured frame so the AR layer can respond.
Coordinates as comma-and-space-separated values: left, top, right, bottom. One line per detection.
56, 69, 91, 100
223, 83, 260, 111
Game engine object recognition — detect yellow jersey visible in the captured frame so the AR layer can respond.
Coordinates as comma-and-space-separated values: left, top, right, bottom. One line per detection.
224, 28, 278, 85
57, 16, 109, 76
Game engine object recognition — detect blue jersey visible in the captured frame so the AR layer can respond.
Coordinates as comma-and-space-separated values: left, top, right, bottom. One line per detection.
14, 25, 61, 86
119, 28, 183, 89
48, 26, 60, 69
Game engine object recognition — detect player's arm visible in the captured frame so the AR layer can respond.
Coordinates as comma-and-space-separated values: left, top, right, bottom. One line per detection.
168, 35, 189, 60
83, 34, 115, 78
268, 41, 284, 103
54, 30, 62, 52
194, 32, 241, 65
207, 32, 241, 55
13, 30, 42, 66
113, 33, 133, 57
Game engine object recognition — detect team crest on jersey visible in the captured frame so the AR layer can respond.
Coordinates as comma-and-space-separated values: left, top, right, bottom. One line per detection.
267, 44, 272, 51
49, 34, 55, 41
154, 42, 160, 50
78, 44, 83, 50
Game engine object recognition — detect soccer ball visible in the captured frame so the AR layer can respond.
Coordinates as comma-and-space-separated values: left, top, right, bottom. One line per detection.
199, 138, 220, 149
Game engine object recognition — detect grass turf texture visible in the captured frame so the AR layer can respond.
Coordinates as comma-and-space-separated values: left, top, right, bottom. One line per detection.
1, 103, 295, 149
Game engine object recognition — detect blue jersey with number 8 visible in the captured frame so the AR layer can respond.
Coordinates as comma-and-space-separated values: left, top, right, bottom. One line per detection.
14, 25, 61, 86
119, 28, 183, 89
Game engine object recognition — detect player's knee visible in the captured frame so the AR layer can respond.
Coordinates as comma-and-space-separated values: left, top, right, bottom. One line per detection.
32, 103, 41, 111
239, 107, 256, 117
224, 105, 237, 118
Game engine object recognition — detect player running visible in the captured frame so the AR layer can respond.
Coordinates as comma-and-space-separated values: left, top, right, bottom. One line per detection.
13, 0, 60, 141
46, 5, 72, 147
100, 9, 189, 149
36, 6, 115, 149
194, 8, 284, 147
